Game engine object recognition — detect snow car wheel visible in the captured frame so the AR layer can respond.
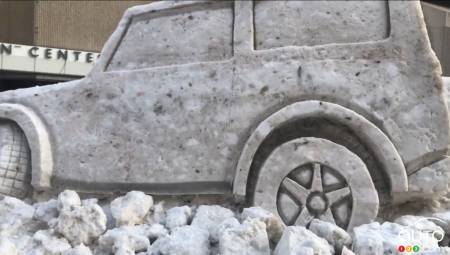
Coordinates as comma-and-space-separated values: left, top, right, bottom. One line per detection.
0, 121, 32, 198
252, 137, 379, 230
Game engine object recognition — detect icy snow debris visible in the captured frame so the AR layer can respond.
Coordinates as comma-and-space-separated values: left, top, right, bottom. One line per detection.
148, 225, 209, 255
110, 191, 153, 226
219, 218, 270, 255
191, 205, 235, 242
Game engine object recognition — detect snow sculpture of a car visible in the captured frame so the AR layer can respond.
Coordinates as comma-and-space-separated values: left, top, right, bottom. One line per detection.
0, 1, 448, 231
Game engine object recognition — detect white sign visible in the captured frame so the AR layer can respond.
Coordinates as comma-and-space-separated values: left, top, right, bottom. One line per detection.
0, 42, 100, 76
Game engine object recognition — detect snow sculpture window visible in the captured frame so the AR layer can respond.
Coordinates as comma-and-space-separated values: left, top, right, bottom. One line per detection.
254, 1, 389, 50
107, 2, 234, 71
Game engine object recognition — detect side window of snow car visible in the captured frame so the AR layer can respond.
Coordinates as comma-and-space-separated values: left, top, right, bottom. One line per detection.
106, 2, 234, 71
254, 1, 389, 50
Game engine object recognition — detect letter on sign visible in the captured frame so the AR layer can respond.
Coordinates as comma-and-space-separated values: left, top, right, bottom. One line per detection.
28, 47, 39, 58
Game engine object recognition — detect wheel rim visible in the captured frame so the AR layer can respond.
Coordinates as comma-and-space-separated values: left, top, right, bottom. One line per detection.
277, 162, 352, 229
252, 137, 379, 230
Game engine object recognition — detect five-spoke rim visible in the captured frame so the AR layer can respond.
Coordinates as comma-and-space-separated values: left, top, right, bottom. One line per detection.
277, 162, 352, 228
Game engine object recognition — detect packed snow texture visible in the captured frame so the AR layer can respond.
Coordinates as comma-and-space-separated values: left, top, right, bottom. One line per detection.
0, 190, 449, 254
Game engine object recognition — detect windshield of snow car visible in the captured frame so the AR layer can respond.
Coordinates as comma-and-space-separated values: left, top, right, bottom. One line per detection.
106, 2, 234, 71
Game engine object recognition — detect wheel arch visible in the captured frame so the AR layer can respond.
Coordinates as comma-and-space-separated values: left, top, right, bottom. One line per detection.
233, 100, 408, 201
0, 103, 53, 190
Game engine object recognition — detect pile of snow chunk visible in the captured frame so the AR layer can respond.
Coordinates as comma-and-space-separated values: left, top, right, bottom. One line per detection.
0, 190, 449, 255
54, 191, 107, 246
110, 191, 153, 227
148, 225, 210, 255
219, 218, 270, 255
164, 206, 191, 230
274, 226, 334, 255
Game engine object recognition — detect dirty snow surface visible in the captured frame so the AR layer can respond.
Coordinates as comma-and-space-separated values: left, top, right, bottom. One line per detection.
0, 191, 449, 255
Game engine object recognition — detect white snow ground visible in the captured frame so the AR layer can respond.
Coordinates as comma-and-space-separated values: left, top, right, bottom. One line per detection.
0, 190, 449, 255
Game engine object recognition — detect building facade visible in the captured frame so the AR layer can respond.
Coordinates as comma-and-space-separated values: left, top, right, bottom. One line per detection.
422, 1, 450, 77
0, 0, 151, 91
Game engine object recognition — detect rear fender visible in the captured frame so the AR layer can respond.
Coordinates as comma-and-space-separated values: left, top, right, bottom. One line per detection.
0, 103, 53, 190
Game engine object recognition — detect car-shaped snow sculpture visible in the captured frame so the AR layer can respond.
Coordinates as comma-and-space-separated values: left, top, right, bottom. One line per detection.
0, 1, 449, 231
